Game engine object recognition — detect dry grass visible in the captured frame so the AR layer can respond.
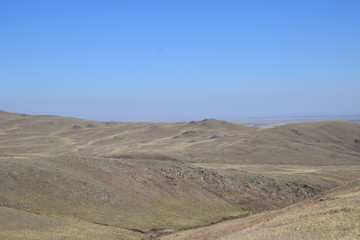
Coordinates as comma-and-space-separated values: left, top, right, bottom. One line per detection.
1, 110, 360, 239
1, 111, 360, 166
0, 207, 143, 240
193, 163, 360, 183
161, 180, 360, 240
0, 155, 248, 232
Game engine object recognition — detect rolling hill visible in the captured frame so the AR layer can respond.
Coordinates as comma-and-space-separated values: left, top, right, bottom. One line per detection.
1, 110, 360, 166
0, 110, 359, 239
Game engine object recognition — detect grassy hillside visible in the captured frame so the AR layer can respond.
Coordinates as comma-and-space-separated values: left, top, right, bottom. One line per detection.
0, 155, 248, 232
162, 179, 360, 240
0, 206, 143, 240
1, 154, 340, 232
0, 110, 359, 239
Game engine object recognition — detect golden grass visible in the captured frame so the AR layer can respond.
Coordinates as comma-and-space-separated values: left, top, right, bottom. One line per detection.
161, 180, 360, 240
1, 111, 360, 166
0, 155, 248, 232
0, 207, 143, 240
193, 163, 360, 182
1, 111, 360, 239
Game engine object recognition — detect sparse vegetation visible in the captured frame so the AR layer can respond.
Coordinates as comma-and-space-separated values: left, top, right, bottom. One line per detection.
0, 110, 359, 239
162, 180, 360, 240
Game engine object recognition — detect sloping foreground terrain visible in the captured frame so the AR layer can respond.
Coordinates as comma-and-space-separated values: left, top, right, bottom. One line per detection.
0, 110, 360, 239
0, 155, 246, 232
1, 154, 342, 236
162, 179, 360, 240
0, 206, 143, 240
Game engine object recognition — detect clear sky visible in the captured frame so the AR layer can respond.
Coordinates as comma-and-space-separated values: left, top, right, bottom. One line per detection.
1, 0, 360, 121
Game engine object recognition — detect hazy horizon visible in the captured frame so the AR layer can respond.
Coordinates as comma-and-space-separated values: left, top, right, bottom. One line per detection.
1, 1, 360, 121
2, 108, 360, 124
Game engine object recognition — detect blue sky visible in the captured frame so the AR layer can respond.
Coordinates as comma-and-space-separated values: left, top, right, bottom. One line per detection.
1, 0, 359, 121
